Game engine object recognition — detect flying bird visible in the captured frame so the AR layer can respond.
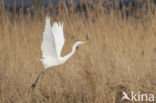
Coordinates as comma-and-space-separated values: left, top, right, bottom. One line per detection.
31, 17, 88, 88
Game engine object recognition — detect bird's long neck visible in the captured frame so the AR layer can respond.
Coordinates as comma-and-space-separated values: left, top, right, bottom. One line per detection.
62, 43, 77, 62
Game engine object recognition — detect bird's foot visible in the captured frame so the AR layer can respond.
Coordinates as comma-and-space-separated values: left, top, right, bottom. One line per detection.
31, 83, 37, 89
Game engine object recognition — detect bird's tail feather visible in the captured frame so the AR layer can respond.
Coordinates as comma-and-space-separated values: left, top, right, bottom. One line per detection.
40, 59, 51, 69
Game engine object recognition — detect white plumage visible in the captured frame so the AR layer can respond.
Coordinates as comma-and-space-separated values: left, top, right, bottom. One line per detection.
41, 17, 65, 68
31, 17, 88, 88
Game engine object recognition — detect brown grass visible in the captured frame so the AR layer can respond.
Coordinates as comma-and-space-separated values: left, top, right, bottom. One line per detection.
0, 3, 156, 103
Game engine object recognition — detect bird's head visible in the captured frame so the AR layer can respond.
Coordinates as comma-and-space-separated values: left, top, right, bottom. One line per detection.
73, 41, 88, 49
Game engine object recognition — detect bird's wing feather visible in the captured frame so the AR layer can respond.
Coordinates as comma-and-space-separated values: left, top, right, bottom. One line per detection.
52, 22, 65, 57
41, 17, 58, 58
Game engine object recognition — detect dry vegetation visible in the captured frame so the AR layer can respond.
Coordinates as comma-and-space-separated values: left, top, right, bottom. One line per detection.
0, 2, 156, 103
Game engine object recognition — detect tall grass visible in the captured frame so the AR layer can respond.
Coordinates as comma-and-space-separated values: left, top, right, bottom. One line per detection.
0, 2, 156, 103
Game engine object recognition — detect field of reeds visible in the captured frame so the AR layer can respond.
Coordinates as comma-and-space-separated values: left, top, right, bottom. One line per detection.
0, 2, 156, 103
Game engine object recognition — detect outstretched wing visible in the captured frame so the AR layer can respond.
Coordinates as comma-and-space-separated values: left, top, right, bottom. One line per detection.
41, 17, 58, 58
52, 22, 65, 57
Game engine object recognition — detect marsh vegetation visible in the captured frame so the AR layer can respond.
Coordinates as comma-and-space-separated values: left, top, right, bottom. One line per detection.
0, 1, 156, 103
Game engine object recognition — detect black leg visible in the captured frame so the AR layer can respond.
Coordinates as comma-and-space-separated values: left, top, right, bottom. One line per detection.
31, 70, 45, 89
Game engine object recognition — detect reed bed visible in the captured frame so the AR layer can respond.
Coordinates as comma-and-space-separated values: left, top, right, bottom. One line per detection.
0, 2, 156, 103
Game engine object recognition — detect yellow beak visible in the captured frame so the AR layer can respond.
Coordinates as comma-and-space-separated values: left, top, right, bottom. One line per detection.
84, 41, 89, 44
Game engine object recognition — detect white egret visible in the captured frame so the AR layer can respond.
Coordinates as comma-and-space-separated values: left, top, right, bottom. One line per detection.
31, 17, 88, 88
